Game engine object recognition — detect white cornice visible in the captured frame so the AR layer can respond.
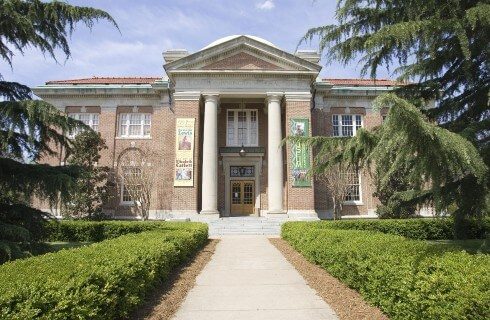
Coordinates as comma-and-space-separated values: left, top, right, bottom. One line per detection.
284, 92, 312, 102
173, 91, 201, 101
170, 69, 318, 76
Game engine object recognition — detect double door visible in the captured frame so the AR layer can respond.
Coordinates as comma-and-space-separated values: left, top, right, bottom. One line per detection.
230, 180, 255, 215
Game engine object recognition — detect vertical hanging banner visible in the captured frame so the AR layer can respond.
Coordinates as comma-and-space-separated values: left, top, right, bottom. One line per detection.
174, 118, 195, 187
290, 118, 311, 187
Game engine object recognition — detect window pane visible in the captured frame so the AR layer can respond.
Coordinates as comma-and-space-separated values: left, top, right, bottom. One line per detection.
250, 110, 257, 145
343, 170, 360, 201
355, 115, 362, 130
130, 114, 141, 124
341, 115, 353, 136
227, 111, 235, 145
129, 124, 141, 136
143, 124, 151, 136
144, 114, 151, 125
237, 111, 247, 145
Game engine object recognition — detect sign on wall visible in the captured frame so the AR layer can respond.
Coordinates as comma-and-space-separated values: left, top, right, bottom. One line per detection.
174, 118, 195, 187
290, 118, 311, 187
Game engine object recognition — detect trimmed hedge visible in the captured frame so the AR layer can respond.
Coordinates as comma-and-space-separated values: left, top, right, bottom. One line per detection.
282, 222, 490, 320
42, 220, 191, 242
0, 222, 207, 320
308, 218, 489, 240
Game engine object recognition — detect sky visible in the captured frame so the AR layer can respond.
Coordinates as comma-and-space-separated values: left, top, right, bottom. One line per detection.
0, 0, 392, 88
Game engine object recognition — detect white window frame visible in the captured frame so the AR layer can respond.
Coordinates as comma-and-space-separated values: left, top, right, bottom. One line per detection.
343, 170, 362, 205
118, 113, 151, 138
120, 166, 142, 205
332, 114, 363, 137
226, 109, 259, 147
67, 113, 99, 136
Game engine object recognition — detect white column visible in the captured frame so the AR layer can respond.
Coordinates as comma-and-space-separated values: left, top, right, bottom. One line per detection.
200, 94, 220, 215
267, 93, 285, 214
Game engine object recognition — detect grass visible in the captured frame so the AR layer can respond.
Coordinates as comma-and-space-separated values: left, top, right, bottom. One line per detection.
31, 241, 93, 256
428, 238, 489, 254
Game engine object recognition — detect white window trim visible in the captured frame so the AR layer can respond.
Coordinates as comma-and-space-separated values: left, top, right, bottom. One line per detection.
343, 171, 363, 205
67, 113, 99, 137
226, 109, 259, 147
332, 114, 363, 137
118, 113, 152, 138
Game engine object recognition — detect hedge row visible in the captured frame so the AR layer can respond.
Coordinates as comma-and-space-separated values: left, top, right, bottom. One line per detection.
0, 222, 208, 320
309, 218, 489, 240
42, 220, 193, 242
282, 222, 490, 320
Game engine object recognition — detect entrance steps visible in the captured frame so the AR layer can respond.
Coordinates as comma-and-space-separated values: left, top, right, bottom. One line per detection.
206, 216, 317, 236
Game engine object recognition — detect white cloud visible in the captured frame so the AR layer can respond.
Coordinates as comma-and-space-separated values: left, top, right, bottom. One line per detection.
256, 0, 275, 11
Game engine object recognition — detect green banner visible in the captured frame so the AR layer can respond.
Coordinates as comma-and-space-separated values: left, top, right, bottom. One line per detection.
290, 118, 311, 187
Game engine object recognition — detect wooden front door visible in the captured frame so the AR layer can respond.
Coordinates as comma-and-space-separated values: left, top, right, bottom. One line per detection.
230, 180, 255, 215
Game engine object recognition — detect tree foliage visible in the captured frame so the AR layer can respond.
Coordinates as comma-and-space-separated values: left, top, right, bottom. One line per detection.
116, 147, 161, 221
301, 0, 489, 162
289, 94, 488, 236
298, 0, 489, 233
61, 130, 110, 219
0, 0, 117, 262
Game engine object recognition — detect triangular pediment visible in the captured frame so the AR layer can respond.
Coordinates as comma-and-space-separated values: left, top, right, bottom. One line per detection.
164, 35, 321, 76
202, 52, 284, 71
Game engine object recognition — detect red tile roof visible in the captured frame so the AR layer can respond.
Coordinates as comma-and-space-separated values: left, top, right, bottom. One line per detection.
323, 78, 404, 86
46, 77, 161, 85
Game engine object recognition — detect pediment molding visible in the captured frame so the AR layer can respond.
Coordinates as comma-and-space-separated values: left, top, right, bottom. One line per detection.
164, 36, 321, 77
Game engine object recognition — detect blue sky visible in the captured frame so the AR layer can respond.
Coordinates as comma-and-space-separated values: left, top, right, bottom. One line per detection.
1, 0, 392, 88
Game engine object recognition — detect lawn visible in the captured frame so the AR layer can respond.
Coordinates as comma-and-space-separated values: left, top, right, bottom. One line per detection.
428, 239, 489, 254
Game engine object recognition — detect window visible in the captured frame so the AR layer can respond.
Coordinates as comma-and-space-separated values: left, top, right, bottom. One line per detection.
68, 113, 99, 136
118, 113, 151, 138
121, 167, 142, 204
343, 170, 361, 203
332, 114, 362, 137
227, 109, 258, 146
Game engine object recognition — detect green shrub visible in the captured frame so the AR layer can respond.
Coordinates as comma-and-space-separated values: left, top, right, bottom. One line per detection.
312, 218, 489, 240
282, 222, 490, 320
42, 220, 192, 242
0, 222, 207, 320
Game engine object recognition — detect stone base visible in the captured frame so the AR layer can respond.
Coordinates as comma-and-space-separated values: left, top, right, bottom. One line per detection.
265, 210, 287, 218
287, 210, 320, 220
199, 210, 221, 220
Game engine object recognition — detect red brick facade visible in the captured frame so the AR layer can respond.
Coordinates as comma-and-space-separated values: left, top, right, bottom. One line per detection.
33, 36, 395, 219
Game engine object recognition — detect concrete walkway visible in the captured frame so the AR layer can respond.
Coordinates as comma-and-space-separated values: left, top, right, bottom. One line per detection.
172, 236, 338, 320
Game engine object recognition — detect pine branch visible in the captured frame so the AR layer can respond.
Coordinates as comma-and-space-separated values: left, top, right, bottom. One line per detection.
0, 0, 119, 66
0, 157, 81, 206
0, 100, 87, 160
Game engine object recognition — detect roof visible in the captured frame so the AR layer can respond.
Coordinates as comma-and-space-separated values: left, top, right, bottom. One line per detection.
323, 78, 404, 86
46, 77, 162, 85
202, 35, 277, 50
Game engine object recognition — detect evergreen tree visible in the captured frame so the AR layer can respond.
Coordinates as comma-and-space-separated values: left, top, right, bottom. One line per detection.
62, 130, 110, 219
297, 0, 489, 233
0, 0, 117, 262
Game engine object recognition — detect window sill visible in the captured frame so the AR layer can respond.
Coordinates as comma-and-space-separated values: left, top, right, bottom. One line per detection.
343, 201, 363, 206
119, 202, 134, 206
115, 136, 152, 140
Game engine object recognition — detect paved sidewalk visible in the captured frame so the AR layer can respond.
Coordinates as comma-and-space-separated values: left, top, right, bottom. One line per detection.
172, 236, 338, 320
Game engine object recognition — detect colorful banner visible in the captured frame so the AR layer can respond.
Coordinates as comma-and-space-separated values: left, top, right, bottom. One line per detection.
174, 118, 195, 187
290, 118, 311, 187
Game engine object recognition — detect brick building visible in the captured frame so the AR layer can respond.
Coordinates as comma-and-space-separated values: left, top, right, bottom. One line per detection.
33, 35, 400, 220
